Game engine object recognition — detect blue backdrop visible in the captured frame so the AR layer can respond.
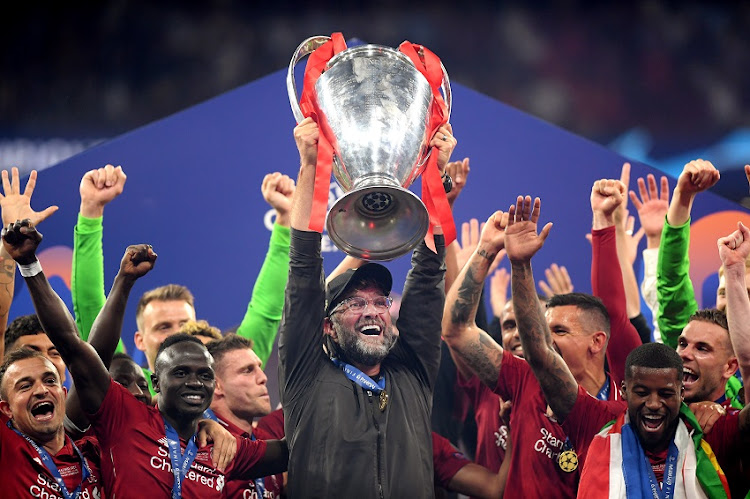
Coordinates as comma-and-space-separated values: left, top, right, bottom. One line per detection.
10, 67, 749, 403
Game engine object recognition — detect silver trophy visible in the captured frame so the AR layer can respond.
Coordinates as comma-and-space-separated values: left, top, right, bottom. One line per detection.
288, 36, 451, 261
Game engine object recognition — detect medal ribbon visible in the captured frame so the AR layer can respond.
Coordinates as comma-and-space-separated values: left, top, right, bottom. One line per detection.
621, 421, 679, 499
9, 421, 90, 499
201, 409, 266, 497
398, 41, 456, 250
164, 421, 199, 499
331, 358, 385, 394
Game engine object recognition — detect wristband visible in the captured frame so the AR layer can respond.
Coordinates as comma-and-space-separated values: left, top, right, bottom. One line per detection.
17, 260, 42, 278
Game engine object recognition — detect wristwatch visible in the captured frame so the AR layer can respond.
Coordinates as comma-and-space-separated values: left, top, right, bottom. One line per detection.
442, 171, 453, 193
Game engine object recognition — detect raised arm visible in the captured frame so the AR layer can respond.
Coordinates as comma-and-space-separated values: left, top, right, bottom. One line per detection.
2, 220, 110, 414
590, 178, 641, 382
290, 118, 318, 232
66, 244, 157, 431
613, 163, 644, 318
278, 119, 326, 401
0, 168, 58, 358
235, 172, 294, 367
718, 218, 750, 404
630, 173, 670, 338
657, 159, 720, 346
442, 210, 507, 388
505, 196, 577, 420
72, 165, 127, 348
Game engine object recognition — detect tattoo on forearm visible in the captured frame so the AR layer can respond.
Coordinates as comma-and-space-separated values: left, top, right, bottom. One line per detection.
456, 331, 503, 387
477, 248, 496, 261
450, 263, 484, 325
512, 265, 578, 416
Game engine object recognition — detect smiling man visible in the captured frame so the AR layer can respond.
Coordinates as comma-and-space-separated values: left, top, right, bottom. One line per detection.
569, 343, 746, 498
280, 118, 455, 498
0, 349, 103, 497
676, 310, 738, 407
3, 219, 288, 497
500, 194, 748, 498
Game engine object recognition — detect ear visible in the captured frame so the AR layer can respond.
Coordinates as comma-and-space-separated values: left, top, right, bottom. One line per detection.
324, 317, 338, 341
620, 380, 628, 402
213, 377, 224, 398
151, 373, 160, 394
134, 330, 146, 351
724, 356, 739, 380
590, 331, 608, 355
0, 399, 12, 420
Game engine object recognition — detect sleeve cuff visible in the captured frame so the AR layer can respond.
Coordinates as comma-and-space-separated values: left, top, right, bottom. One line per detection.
271, 223, 291, 246
76, 213, 103, 232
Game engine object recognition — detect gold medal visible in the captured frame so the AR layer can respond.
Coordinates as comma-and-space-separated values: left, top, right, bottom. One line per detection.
558, 449, 579, 472
379, 390, 388, 411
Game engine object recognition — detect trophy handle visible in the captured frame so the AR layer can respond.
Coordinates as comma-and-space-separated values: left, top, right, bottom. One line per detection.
416, 62, 452, 168
287, 36, 332, 123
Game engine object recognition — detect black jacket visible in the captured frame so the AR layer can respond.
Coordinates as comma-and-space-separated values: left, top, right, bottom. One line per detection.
279, 229, 446, 498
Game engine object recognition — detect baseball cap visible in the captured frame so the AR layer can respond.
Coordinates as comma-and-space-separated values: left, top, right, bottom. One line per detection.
325, 263, 393, 315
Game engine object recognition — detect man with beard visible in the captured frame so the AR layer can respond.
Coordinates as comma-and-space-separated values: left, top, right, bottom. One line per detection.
280, 117, 455, 498
3, 219, 288, 497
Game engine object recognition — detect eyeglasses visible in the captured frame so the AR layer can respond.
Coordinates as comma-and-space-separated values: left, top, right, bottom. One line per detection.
330, 296, 393, 315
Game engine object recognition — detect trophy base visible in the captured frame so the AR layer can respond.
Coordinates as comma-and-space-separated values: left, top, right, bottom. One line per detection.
326, 185, 429, 261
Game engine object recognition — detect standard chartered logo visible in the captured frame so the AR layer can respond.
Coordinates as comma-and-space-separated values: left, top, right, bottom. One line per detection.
29, 473, 100, 499
150, 445, 224, 490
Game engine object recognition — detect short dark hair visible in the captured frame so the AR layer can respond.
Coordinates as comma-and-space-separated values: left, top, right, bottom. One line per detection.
688, 308, 728, 333
154, 333, 206, 374
625, 343, 683, 380
0, 349, 52, 400
206, 334, 254, 368
4, 314, 44, 352
547, 293, 610, 336
111, 352, 136, 364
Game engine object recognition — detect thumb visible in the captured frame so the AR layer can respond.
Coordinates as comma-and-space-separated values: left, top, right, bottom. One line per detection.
738, 221, 750, 240
35, 206, 59, 224
539, 222, 553, 242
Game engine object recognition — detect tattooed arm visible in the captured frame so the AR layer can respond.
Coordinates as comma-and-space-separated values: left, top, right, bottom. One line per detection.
442, 210, 507, 388
0, 246, 14, 358
505, 196, 577, 421
0, 168, 58, 357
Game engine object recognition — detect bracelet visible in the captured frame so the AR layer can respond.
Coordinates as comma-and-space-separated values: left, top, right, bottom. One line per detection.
17, 260, 42, 278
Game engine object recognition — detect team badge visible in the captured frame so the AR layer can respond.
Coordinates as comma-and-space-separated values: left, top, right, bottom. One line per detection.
558, 449, 579, 472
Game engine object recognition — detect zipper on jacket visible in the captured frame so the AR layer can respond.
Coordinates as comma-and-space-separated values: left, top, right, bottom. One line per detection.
366, 389, 385, 499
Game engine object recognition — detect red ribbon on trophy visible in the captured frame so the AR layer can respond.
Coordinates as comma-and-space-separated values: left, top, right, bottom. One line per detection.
398, 41, 457, 250
296, 32, 456, 251
298, 32, 347, 234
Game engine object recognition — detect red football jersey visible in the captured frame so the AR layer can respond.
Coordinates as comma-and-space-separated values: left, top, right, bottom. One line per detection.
211, 410, 284, 498
457, 372, 507, 472
0, 420, 104, 499
432, 431, 471, 489
494, 353, 625, 498
88, 380, 267, 497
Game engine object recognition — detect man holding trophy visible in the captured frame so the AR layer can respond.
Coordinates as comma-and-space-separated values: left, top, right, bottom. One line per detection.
281, 34, 457, 497
280, 116, 455, 498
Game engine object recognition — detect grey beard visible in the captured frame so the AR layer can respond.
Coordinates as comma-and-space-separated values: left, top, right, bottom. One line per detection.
332, 322, 398, 366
